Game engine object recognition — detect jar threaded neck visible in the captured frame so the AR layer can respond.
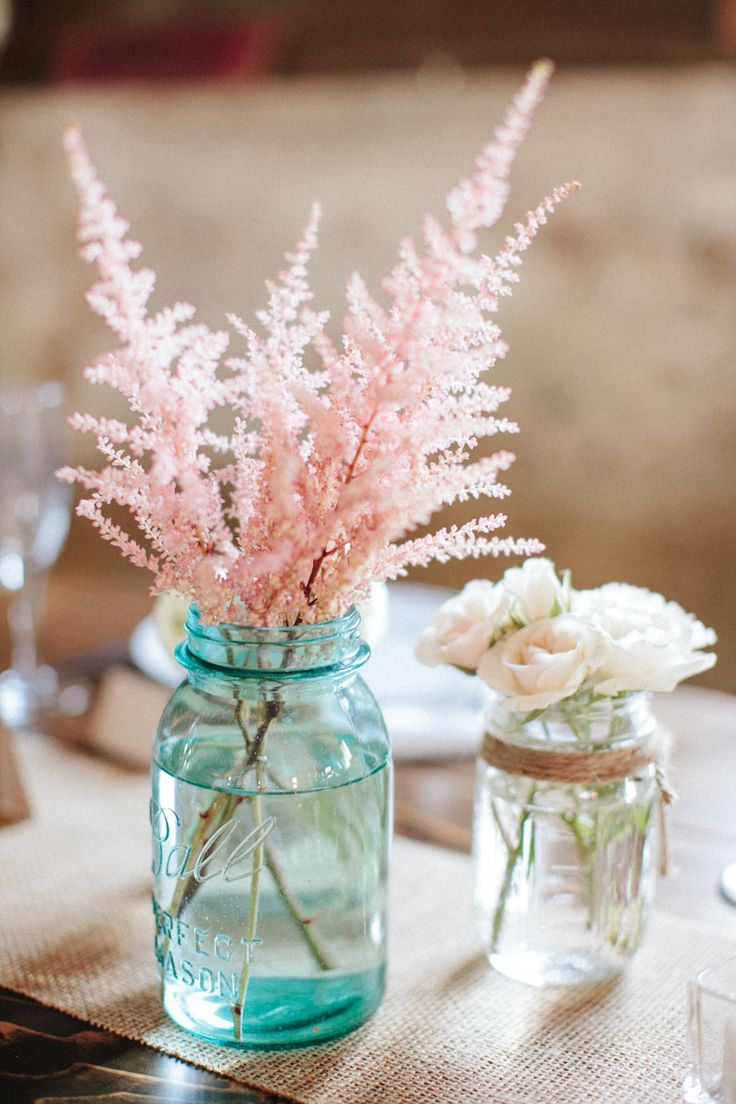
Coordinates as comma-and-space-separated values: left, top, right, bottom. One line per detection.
178, 605, 369, 677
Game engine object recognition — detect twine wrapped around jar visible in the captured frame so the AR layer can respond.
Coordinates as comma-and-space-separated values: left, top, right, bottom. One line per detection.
480, 723, 675, 874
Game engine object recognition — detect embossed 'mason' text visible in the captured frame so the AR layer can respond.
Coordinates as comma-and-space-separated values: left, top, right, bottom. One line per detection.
152, 900, 262, 999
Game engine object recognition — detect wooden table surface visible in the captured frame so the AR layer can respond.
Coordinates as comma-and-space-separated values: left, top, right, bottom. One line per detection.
0, 577, 734, 1103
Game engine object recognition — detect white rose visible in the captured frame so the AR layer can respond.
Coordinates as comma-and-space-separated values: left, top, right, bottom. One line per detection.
589, 635, 715, 694
573, 583, 717, 694
574, 583, 716, 649
476, 615, 607, 711
415, 579, 511, 671
501, 557, 568, 624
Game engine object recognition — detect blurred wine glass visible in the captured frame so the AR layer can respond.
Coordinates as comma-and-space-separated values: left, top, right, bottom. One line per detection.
0, 381, 85, 726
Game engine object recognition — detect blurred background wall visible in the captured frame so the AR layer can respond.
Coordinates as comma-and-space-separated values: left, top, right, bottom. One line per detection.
0, 0, 734, 689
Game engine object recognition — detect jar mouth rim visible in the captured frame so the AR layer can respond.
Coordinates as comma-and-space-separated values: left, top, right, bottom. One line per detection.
181, 604, 369, 678
486, 689, 651, 717
187, 603, 361, 641
483, 690, 655, 749
174, 639, 371, 681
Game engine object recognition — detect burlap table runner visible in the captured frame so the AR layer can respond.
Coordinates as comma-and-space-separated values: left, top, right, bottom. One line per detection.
1, 734, 733, 1104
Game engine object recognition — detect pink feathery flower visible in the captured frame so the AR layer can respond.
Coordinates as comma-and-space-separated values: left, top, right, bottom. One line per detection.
61, 61, 578, 626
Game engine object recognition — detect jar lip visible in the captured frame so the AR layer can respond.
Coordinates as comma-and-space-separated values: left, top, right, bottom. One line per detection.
187, 603, 361, 642
487, 689, 651, 719
181, 603, 368, 679
174, 640, 371, 682
484, 690, 655, 749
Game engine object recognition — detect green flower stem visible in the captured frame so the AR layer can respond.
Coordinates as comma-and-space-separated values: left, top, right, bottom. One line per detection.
490, 798, 514, 852
559, 701, 589, 747
561, 792, 655, 947
259, 770, 336, 968
158, 790, 240, 974
561, 808, 596, 926
233, 757, 266, 1041
487, 693, 660, 966
262, 839, 333, 972
230, 692, 334, 1038
163, 632, 337, 1039
159, 684, 273, 953
491, 786, 536, 948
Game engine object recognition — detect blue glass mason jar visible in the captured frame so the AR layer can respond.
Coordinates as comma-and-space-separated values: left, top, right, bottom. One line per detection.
150, 606, 392, 1048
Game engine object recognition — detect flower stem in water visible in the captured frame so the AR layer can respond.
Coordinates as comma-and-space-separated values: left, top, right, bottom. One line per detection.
233, 758, 266, 1041
491, 786, 536, 948
263, 838, 333, 972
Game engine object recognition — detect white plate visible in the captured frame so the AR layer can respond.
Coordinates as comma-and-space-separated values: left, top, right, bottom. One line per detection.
128, 583, 484, 760
129, 617, 182, 688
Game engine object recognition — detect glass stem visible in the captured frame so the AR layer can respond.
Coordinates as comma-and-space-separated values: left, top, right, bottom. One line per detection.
7, 573, 44, 679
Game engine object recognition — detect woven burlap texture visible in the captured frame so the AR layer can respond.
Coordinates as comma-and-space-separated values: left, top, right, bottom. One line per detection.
1, 734, 732, 1104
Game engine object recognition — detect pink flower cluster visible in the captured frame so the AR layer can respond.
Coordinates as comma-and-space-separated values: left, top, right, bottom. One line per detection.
60, 61, 578, 626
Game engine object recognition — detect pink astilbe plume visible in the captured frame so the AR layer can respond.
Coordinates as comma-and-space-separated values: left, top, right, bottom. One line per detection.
60, 60, 579, 626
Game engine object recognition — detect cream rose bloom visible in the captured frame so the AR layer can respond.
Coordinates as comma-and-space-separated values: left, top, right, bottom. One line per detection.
502, 557, 568, 623
476, 615, 607, 710
415, 579, 511, 671
573, 583, 717, 694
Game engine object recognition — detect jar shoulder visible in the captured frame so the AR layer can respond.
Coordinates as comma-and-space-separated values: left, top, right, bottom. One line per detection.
153, 672, 390, 794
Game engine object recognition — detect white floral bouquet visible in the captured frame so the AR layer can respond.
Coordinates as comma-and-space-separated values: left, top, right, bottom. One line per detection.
421, 560, 717, 975
416, 557, 717, 712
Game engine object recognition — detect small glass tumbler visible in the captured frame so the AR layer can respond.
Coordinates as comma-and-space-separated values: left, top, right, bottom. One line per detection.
685, 955, 736, 1103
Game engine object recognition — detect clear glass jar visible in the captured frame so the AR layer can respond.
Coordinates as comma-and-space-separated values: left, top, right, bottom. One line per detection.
684, 954, 736, 1104
473, 692, 658, 988
151, 606, 392, 1048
